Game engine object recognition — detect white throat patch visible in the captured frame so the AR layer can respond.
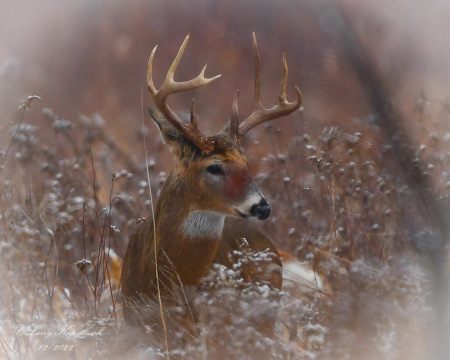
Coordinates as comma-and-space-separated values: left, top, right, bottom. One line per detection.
183, 211, 225, 239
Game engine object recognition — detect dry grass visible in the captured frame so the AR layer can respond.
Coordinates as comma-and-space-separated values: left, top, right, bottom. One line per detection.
0, 86, 444, 359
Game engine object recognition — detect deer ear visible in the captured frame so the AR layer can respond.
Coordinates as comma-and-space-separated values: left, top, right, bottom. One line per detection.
149, 107, 199, 158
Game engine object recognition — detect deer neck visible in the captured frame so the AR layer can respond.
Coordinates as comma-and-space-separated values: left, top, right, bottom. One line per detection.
152, 172, 225, 285
155, 172, 225, 240
183, 211, 225, 239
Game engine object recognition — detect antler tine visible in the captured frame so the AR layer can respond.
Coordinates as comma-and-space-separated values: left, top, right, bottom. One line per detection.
166, 35, 190, 83
147, 34, 221, 153
252, 33, 262, 108
238, 34, 303, 139
230, 90, 240, 143
280, 53, 288, 103
190, 98, 198, 130
147, 45, 158, 95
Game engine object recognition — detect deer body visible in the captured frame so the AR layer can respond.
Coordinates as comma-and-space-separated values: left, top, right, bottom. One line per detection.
121, 34, 302, 341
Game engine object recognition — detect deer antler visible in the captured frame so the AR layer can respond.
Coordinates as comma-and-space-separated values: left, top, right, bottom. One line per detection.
237, 33, 303, 139
230, 90, 240, 143
148, 34, 221, 153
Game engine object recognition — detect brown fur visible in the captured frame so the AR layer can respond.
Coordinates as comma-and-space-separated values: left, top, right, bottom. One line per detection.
121, 109, 282, 353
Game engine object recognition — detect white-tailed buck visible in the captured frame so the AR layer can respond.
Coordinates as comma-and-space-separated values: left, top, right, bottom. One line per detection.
121, 34, 302, 346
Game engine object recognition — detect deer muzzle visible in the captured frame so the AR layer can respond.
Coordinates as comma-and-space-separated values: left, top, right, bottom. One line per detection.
250, 198, 271, 220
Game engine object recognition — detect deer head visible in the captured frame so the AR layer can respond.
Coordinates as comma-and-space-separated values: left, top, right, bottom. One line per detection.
147, 33, 302, 222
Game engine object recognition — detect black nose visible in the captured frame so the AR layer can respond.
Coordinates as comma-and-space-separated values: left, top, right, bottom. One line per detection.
250, 199, 271, 220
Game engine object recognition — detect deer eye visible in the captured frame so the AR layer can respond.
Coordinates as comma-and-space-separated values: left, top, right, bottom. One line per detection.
206, 165, 224, 176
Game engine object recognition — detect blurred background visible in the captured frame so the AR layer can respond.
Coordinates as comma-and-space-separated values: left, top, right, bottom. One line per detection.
2, 0, 448, 157
1, 0, 450, 359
